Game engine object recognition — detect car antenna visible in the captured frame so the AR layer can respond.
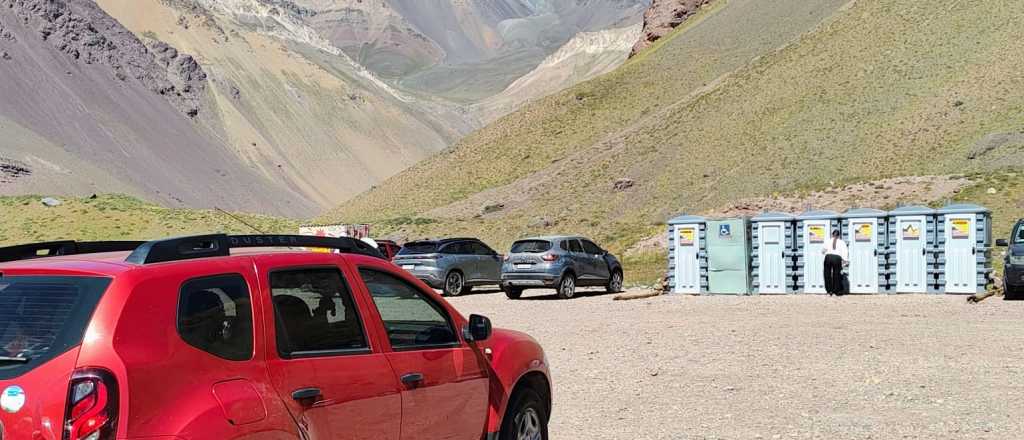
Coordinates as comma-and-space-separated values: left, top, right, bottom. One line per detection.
215, 206, 267, 234
214, 207, 303, 251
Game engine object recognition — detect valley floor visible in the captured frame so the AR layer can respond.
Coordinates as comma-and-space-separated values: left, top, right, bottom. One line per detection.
448, 290, 1024, 439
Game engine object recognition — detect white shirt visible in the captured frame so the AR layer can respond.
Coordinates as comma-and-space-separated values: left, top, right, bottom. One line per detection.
823, 237, 849, 262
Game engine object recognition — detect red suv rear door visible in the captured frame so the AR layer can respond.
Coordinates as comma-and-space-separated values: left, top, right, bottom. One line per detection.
254, 254, 402, 440
354, 266, 490, 440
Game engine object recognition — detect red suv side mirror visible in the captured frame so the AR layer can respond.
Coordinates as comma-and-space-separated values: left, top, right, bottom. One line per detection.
464, 314, 492, 342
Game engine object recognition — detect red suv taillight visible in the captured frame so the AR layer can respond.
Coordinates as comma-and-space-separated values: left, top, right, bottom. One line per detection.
63, 369, 119, 440
541, 254, 558, 262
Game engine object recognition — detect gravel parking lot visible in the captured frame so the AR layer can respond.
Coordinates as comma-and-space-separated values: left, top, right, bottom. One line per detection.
448, 289, 1024, 440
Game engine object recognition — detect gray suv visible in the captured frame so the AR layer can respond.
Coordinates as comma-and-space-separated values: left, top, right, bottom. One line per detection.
501, 235, 623, 299
996, 219, 1024, 300
393, 238, 503, 296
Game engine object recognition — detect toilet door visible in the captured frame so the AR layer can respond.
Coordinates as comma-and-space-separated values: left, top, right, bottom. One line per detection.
802, 220, 829, 293
758, 223, 787, 294
895, 216, 927, 293
944, 214, 976, 294
674, 224, 701, 294
848, 220, 879, 293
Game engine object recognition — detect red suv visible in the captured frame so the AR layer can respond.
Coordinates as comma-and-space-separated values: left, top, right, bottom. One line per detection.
0, 234, 550, 440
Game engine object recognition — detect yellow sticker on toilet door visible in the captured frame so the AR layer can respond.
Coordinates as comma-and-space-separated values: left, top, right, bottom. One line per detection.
951, 219, 970, 239
679, 227, 695, 246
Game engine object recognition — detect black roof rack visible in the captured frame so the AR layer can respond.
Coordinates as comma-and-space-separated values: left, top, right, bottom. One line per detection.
125, 234, 384, 264
0, 234, 384, 265
0, 241, 146, 263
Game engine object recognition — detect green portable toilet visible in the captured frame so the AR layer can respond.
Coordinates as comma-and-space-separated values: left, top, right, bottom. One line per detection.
705, 218, 751, 295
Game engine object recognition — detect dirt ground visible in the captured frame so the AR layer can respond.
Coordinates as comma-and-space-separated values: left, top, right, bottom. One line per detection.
448, 289, 1024, 440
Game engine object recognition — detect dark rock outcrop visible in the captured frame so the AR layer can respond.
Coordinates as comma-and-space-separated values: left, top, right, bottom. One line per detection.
2, 0, 207, 116
630, 0, 712, 56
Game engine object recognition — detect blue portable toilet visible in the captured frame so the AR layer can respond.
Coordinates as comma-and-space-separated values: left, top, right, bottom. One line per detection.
751, 212, 796, 294
667, 215, 708, 294
796, 210, 842, 294
842, 208, 889, 294
935, 203, 993, 294
887, 205, 938, 294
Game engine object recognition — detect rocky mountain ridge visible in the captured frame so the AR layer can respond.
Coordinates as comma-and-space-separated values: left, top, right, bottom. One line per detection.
2, 0, 208, 116
630, 0, 711, 56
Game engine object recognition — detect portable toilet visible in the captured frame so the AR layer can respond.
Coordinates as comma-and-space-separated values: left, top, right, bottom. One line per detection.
705, 218, 751, 295
795, 210, 841, 294
751, 212, 796, 294
935, 204, 993, 294
887, 205, 938, 294
667, 215, 708, 294
842, 208, 889, 294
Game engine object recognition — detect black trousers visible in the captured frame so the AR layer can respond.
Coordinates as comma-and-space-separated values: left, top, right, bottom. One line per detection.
824, 254, 844, 295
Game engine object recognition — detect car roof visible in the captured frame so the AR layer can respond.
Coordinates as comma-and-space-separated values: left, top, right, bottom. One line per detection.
0, 248, 372, 277
515, 235, 585, 242
407, 237, 480, 245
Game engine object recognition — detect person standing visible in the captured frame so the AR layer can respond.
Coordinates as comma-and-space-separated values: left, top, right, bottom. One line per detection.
823, 229, 849, 296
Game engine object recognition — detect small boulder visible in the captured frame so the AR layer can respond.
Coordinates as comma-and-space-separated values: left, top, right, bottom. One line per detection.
528, 217, 553, 228
481, 202, 505, 215
987, 187, 997, 195
613, 178, 635, 191
41, 197, 62, 207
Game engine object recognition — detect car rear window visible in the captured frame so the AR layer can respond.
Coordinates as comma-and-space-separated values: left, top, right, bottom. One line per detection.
511, 240, 551, 253
0, 276, 112, 379
398, 242, 439, 255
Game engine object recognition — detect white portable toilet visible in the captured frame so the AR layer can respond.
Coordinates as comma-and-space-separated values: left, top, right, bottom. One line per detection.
888, 205, 937, 293
796, 210, 841, 294
842, 208, 888, 294
667, 215, 707, 294
935, 203, 993, 294
751, 212, 796, 294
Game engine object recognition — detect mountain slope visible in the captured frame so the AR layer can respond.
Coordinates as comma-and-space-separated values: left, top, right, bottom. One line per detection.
479, 23, 644, 121
1, 0, 649, 216
0, 0, 317, 216
326, 0, 1024, 252
96, 0, 466, 210
304, 0, 650, 101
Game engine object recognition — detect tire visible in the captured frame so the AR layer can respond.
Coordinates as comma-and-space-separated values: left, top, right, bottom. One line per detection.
443, 271, 465, 297
606, 270, 623, 293
499, 388, 549, 440
556, 274, 576, 299
1006, 284, 1022, 301
504, 286, 524, 300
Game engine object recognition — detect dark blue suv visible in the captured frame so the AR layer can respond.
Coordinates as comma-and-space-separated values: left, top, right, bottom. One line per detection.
501, 235, 623, 299
997, 219, 1024, 300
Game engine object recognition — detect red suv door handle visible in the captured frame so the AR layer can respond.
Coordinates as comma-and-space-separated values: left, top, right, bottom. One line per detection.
401, 373, 425, 387
292, 387, 323, 405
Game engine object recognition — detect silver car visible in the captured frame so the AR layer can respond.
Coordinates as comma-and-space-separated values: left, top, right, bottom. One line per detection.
393, 238, 503, 296
501, 235, 623, 299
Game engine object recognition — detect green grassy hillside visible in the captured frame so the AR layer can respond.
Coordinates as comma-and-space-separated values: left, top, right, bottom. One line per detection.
0, 195, 299, 246
325, 0, 1024, 257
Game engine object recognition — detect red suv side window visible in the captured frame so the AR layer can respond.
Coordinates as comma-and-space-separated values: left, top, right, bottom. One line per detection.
358, 269, 458, 350
269, 268, 369, 357
177, 274, 254, 361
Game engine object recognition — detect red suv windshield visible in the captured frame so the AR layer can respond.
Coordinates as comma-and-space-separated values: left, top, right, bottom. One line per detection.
0, 276, 112, 379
